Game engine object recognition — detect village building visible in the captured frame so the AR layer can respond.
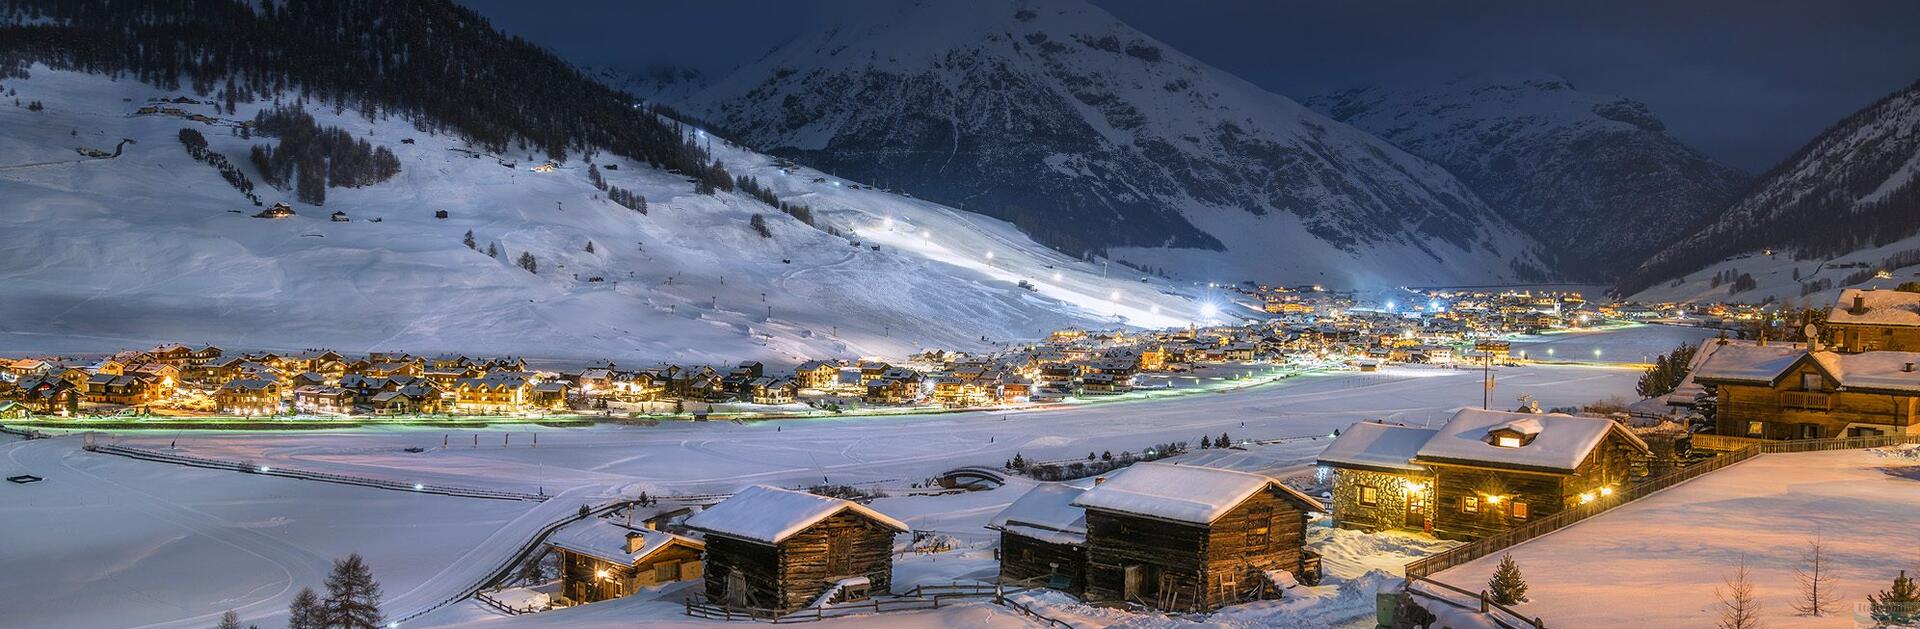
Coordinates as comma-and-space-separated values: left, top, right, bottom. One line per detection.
293, 385, 356, 415
1071, 462, 1325, 611
745, 377, 797, 405
451, 373, 534, 414
987, 484, 1088, 596
368, 383, 443, 415
684, 486, 909, 613
546, 518, 705, 604
215, 379, 282, 416
794, 360, 840, 390
1694, 342, 1920, 439
84, 373, 159, 406
254, 202, 296, 219
1826, 288, 1920, 353
8, 376, 79, 415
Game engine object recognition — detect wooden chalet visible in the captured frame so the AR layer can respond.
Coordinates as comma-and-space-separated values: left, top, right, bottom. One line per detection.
84, 373, 159, 406
684, 486, 909, 613
988, 484, 1089, 596
1071, 462, 1325, 611
1694, 343, 1920, 439
546, 518, 704, 604
451, 374, 533, 413
367, 382, 443, 415
255, 203, 295, 219
293, 386, 355, 415
8, 376, 78, 415
746, 377, 797, 405
149, 343, 194, 365
1827, 288, 1920, 353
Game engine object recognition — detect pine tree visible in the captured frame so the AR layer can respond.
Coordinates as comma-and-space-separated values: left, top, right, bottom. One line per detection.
1010, 453, 1027, 469
1218, 432, 1231, 448
463, 230, 476, 250
323, 554, 384, 629
586, 163, 606, 191
1870, 570, 1920, 625
215, 609, 241, 629
750, 214, 771, 238
1488, 553, 1529, 605
287, 587, 322, 629
1716, 558, 1762, 629
487, 242, 499, 258
1792, 536, 1840, 617
517, 252, 537, 274
1199, 434, 1211, 449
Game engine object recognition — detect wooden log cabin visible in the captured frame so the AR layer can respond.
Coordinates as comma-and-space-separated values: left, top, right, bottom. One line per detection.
987, 484, 1089, 596
1315, 421, 1439, 534
1694, 343, 1920, 439
1827, 288, 1920, 353
684, 485, 909, 613
1070, 462, 1325, 612
546, 518, 704, 604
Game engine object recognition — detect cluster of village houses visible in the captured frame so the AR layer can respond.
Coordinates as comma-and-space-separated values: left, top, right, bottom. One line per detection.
0, 288, 1633, 421
511, 288, 1920, 618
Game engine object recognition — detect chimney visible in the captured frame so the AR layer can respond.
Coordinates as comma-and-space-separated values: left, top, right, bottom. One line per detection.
1094, 476, 1107, 486
625, 531, 645, 554
1853, 293, 1868, 316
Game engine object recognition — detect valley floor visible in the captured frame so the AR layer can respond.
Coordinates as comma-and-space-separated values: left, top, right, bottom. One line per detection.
0, 361, 1637, 629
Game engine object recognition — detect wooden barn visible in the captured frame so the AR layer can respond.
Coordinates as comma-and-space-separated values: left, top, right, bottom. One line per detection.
684, 485, 909, 613
1694, 343, 1920, 439
1413, 409, 1650, 540
1827, 288, 1920, 353
987, 484, 1088, 596
1071, 462, 1325, 611
546, 518, 704, 604
1316, 421, 1438, 534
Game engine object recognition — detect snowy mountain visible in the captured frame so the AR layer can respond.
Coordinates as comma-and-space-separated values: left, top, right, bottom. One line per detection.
668, 0, 1552, 288
586, 64, 712, 103
1307, 74, 1747, 279
0, 1, 1222, 362
1624, 79, 1920, 302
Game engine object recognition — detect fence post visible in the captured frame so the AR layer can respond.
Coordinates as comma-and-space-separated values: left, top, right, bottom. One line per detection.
1479, 590, 1488, 613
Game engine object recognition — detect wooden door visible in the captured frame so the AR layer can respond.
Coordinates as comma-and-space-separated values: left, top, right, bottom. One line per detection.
827, 536, 852, 576
726, 571, 747, 607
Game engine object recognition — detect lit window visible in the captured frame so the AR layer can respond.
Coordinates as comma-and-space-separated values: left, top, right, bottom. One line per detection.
1463, 496, 1479, 514
1360, 486, 1378, 506
1496, 436, 1523, 448
1747, 421, 1765, 437
1512, 502, 1528, 519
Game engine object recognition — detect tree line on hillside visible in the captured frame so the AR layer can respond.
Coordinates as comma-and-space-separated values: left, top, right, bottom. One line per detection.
248, 105, 399, 205
0, 0, 717, 175
178, 127, 261, 205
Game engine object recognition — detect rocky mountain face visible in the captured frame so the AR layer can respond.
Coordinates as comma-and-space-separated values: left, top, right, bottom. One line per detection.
669, 0, 1551, 287
1308, 74, 1748, 280
1621, 79, 1920, 296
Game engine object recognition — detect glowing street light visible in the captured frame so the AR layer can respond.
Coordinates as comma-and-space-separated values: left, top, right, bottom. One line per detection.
1052, 272, 1063, 282
1200, 303, 1219, 320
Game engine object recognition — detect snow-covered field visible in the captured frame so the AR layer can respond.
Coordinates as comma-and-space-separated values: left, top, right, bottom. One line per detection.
1435, 448, 1920, 628
1628, 232, 1920, 306
0, 433, 579, 629
4, 361, 1636, 629
0, 66, 1220, 365
1505, 323, 1718, 365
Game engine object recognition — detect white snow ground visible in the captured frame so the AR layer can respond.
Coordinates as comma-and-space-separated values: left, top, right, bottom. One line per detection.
0, 66, 1219, 364
1628, 231, 1920, 307
1435, 448, 1920, 628
2, 360, 1637, 629
1504, 323, 1719, 365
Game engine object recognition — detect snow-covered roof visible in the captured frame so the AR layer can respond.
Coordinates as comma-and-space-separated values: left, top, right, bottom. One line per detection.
683, 485, 908, 545
987, 484, 1086, 544
1071, 462, 1323, 525
1689, 342, 1806, 384
1167, 446, 1302, 478
1809, 351, 1920, 393
1317, 421, 1438, 473
546, 518, 700, 566
1415, 408, 1647, 473
1829, 288, 1920, 327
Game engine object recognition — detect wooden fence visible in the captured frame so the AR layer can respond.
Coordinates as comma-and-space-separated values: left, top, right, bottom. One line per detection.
1406, 432, 1920, 578
682, 583, 1075, 627
1405, 576, 1544, 629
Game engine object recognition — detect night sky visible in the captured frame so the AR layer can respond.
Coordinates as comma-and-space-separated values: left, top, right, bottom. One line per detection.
460, 0, 1920, 173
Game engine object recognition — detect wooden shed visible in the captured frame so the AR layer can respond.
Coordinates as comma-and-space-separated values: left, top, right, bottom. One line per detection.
1414, 409, 1650, 540
547, 518, 704, 604
684, 486, 909, 613
1071, 463, 1325, 611
987, 483, 1088, 595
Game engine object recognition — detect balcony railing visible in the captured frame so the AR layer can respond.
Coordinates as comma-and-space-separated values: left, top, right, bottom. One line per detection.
1780, 391, 1832, 411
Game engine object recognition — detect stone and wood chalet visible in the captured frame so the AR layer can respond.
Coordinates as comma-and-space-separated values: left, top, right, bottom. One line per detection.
684, 486, 910, 613
1827, 288, 1920, 353
1319, 409, 1650, 540
794, 361, 840, 390
547, 517, 705, 604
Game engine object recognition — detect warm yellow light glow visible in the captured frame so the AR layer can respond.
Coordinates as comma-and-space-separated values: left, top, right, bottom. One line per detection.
595, 569, 610, 580
1402, 479, 1425, 492
1578, 492, 1596, 504
1599, 486, 1614, 497
1484, 494, 1503, 505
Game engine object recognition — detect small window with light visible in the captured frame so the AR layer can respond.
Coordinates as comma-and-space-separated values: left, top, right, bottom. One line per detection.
1360, 485, 1378, 506
1463, 496, 1479, 514
1512, 501, 1529, 519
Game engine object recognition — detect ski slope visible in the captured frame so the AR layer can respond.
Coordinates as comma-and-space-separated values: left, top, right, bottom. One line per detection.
0, 66, 1218, 364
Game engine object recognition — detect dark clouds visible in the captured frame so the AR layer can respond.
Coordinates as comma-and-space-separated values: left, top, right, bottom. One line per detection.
461, 0, 1920, 172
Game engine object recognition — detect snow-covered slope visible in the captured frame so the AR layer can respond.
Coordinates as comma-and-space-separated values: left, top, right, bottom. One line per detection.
1308, 74, 1747, 279
670, 0, 1552, 289
0, 67, 1217, 362
1625, 79, 1920, 301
